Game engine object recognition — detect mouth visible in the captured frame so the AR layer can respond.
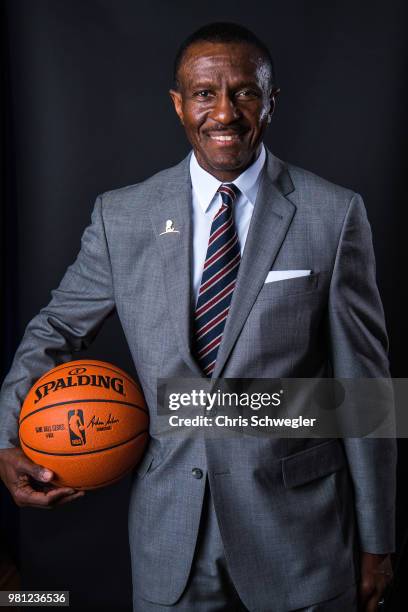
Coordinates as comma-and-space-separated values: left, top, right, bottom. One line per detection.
205, 131, 246, 146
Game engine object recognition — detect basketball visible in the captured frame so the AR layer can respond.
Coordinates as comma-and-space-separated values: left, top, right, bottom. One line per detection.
18, 360, 149, 490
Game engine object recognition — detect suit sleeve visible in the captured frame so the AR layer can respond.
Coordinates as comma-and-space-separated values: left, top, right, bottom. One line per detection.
328, 192, 397, 554
0, 195, 115, 449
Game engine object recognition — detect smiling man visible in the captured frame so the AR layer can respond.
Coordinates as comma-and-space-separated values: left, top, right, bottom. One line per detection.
0, 22, 396, 612
169, 37, 275, 179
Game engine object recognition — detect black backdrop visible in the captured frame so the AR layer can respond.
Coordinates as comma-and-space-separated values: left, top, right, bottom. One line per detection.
1, 1, 407, 609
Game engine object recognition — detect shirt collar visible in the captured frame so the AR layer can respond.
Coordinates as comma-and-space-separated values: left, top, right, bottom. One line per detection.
189, 143, 266, 213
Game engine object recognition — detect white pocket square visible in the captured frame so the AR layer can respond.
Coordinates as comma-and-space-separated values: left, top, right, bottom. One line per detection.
265, 270, 312, 283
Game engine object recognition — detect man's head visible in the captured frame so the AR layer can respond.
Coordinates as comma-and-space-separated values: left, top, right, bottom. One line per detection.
169, 22, 279, 181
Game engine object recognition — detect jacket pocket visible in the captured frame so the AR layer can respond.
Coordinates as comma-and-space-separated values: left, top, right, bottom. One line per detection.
281, 439, 346, 488
256, 271, 322, 301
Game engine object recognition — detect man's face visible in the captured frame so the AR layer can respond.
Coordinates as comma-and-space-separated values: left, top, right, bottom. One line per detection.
169, 41, 277, 181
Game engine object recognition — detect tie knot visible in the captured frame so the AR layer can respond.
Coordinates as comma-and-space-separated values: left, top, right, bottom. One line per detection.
218, 183, 239, 205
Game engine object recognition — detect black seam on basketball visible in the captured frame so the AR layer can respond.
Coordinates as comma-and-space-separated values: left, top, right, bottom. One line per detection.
75, 471, 130, 489
19, 398, 148, 426
34, 362, 136, 385
34, 361, 139, 388
19, 429, 148, 456
72, 464, 137, 489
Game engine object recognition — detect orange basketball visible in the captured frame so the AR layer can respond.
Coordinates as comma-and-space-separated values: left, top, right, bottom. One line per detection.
18, 360, 149, 490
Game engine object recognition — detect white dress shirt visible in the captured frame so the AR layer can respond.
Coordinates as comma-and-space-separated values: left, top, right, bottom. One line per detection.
190, 143, 266, 305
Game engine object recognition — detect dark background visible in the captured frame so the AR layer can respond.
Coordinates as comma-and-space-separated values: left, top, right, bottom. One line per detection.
1, 0, 407, 609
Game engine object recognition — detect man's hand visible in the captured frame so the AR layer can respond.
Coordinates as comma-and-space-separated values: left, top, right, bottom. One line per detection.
359, 552, 393, 612
0, 447, 85, 509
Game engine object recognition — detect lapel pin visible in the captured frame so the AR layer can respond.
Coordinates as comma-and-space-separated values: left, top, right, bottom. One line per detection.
160, 219, 180, 235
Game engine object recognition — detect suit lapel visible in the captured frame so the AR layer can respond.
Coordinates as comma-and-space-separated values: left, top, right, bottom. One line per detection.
212, 149, 296, 379
148, 153, 203, 376
149, 149, 296, 378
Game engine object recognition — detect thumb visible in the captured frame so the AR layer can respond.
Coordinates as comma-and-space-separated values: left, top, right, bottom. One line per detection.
17, 454, 54, 482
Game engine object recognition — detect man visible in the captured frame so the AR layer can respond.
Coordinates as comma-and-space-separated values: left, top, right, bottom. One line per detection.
0, 22, 396, 612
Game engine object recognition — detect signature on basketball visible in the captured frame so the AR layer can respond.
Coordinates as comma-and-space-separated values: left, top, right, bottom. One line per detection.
87, 413, 120, 430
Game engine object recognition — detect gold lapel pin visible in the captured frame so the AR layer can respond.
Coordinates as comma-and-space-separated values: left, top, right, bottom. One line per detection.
160, 219, 180, 235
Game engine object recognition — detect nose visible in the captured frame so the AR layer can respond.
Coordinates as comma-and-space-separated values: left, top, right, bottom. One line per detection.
209, 92, 241, 125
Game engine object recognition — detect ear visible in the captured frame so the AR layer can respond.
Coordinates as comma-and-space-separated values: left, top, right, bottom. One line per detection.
267, 87, 280, 122
169, 89, 184, 125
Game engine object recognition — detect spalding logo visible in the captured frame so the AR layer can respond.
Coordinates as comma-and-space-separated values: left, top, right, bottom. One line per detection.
34, 370, 125, 404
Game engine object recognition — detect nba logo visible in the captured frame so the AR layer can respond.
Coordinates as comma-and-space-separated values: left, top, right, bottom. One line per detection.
68, 409, 86, 446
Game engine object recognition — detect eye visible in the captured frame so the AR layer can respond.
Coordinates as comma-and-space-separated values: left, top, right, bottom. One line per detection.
193, 90, 212, 98
236, 89, 259, 99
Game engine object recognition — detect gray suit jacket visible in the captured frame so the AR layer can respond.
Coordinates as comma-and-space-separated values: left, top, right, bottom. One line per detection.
0, 148, 396, 611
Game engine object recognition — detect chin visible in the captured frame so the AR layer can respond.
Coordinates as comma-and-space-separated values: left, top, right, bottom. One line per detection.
206, 151, 249, 172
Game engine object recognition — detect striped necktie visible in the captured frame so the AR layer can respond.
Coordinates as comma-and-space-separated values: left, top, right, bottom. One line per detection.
194, 183, 241, 377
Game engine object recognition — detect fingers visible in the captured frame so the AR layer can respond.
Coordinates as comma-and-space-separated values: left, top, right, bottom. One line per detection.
14, 478, 85, 509
359, 552, 393, 612
53, 490, 85, 506
359, 580, 374, 610
15, 452, 54, 484
0, 447, 55, 485
365, 591, 385, 612
359, 577, 390, 612
0, 447, 86, 509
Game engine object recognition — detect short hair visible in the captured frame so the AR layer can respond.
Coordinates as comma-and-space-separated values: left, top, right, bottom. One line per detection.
173, 22, 276, 90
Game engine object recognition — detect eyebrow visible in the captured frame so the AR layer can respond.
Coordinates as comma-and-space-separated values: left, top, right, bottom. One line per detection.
188, 80, 262, 90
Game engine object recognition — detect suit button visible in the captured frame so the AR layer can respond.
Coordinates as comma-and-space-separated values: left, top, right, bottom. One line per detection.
192, 468, 203, 479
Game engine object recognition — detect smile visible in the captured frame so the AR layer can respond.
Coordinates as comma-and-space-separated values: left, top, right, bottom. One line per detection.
210, 134, 239, 141
208, 133, 242, 144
